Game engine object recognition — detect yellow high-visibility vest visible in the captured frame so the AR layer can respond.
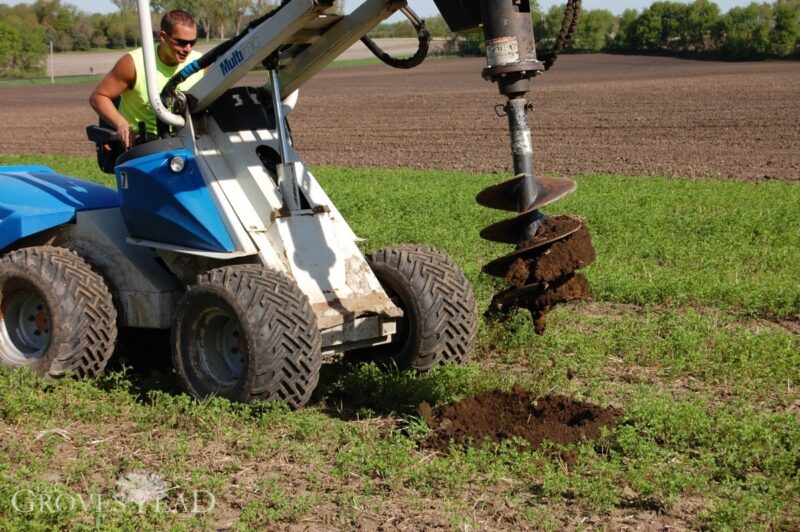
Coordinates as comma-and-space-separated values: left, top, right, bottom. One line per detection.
119, 46, 203, 134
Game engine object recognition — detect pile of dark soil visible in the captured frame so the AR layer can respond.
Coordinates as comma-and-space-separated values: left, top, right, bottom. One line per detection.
418, 388, 620, 453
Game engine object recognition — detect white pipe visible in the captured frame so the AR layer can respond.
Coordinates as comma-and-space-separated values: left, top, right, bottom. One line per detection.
281, 89, 299, 114
137, 0, 184, 128
269, 71, 292, 163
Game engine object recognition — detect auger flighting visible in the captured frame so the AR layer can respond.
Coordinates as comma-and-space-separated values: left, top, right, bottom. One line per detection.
439, 0, 596, 332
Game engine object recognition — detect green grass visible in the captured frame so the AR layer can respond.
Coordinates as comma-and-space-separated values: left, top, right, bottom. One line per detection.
483, 305, 800, 407
7, 155, 799, 317
0, 154, 798, 528
0, 363, 798, 529
316, 167, 800, 318
0, 75, 103, 87
0, 154, 113, 187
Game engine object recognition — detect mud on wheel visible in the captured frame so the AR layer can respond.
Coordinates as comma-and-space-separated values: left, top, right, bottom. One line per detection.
0, 246, 118, 378
360, 245, 477, 371
171, 265, 322, 407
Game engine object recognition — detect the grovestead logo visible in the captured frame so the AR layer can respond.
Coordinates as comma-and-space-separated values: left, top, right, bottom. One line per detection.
220, 49, 245, 76
10, 471, 215, 514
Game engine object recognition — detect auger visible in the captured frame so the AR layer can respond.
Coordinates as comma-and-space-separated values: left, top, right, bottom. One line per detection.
434, 0, 596, 332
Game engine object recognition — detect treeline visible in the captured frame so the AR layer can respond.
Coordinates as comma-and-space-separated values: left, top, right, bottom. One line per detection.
2, 0, 798, 78
374, 0, 800, 60
568, 0, 799, 58
0, 0, 280, 77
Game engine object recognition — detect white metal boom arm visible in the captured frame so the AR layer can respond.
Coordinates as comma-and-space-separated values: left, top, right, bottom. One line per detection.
186, 0, 405, 111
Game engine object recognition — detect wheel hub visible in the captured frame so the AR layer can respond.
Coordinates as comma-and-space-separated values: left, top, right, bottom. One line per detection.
34, 310, 49, 332
196, 308, 245, 387
0, 288, 50, 363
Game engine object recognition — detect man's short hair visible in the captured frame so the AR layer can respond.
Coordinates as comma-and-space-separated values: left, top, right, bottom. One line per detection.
161, 10, 196, 34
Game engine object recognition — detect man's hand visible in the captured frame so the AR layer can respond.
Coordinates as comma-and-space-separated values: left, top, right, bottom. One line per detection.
115, 123, 136, 150
90, 54, 137, 150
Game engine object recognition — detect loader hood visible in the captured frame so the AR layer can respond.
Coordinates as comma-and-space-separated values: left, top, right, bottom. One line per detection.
0, 165, 119, 251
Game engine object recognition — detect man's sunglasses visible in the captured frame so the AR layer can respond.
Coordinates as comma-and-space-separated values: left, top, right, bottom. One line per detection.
166, 34, 197, 47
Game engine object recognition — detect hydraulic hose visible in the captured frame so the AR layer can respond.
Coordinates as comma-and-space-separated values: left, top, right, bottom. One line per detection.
361, 6, 430, 69
540, 0, 582, 70
137, 0, 183, 128
160, 4, 287, 105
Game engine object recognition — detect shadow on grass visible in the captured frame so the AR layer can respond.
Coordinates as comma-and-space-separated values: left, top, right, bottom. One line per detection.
313, 357, 488, 420
98, 328, 183, 399
94, 330, 488, 421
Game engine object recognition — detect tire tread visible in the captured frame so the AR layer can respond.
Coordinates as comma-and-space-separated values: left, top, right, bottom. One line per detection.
367, 245, 477, 370
0, 246, 117, 378
173, 266, 321, 408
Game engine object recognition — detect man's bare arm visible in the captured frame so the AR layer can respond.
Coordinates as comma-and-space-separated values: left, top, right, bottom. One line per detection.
89, 54, 137, 149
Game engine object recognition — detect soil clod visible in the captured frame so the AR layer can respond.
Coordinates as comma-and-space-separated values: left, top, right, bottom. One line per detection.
505, 258, 530, 287
529, 273, 590, 334
512, 216, 596, 286
518, 215, 584, 252
531, 224, 595, 283
490, 217, 595, 333
419, 388, 620, 453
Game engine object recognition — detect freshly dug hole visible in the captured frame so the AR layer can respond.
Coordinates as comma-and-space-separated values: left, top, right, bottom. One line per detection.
418, 387, 620, 453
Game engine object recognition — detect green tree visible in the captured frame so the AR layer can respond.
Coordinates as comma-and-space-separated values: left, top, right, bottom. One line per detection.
683, 0, 721, 51
634, 1, 689, 51
91, 13, 110, 48
72, 13, 95, 50
771, 0, 800, 55
613, 8, 639, 48
104, 12, 129, 48
111, 0, 138, 11
0, 6, 47, 77
369, 19, 418, 38
226, 0, 251, 35
719, 2, 773, 58
573, 9, 615, 51
540, 4, 567, 43
0, 21, 23, 75
33, 0, 71, 51
457, 30, 484, 56
206, 0, 230, 39
251, 0, 278, 17
423, 15, 453, 39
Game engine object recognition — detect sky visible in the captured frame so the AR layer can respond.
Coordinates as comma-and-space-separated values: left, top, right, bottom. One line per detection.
6, 0, 758, 17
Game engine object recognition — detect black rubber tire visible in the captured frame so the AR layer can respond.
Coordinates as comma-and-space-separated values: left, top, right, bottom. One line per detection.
0, 246, 118, 378
171, 266, 322, 407
360, 245, 477, 371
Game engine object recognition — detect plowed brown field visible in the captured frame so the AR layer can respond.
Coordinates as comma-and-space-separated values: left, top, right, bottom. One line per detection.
2, 54, 798, 181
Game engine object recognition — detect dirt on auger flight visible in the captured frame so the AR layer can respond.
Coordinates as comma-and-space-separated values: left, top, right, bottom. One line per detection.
490, 215, 595, 333
507, 215, 595, 288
